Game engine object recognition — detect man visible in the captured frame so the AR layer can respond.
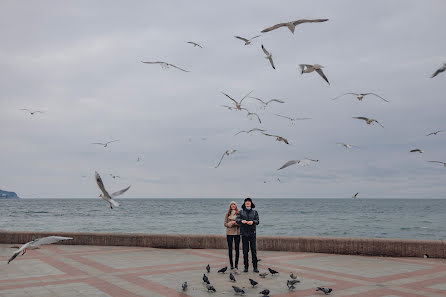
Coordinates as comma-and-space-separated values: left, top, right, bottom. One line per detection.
236, 197, 259, 272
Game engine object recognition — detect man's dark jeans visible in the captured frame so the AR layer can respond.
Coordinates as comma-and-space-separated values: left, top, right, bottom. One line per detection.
242, 234, 257, 269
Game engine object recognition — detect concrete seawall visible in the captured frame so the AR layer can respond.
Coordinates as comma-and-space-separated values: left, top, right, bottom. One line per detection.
0, 231, 444, 258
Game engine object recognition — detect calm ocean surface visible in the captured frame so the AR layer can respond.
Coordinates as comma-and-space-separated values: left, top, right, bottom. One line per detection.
0, 199, 444, 240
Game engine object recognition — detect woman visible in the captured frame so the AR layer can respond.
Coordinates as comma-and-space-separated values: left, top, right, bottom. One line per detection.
224, 201, 240, 270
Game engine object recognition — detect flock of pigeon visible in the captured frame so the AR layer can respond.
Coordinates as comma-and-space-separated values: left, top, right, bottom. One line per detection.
180, 264, 333, 296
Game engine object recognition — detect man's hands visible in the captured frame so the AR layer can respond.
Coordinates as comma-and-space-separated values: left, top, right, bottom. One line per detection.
241, 220, 253, 225
241, 220, 247, 224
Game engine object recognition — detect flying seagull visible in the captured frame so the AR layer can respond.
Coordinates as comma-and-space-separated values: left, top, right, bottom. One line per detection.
410, 149, 423, 153
316, 287, 333, 295
242, 108, 262, 124
8, 236, 72, 264
95, 171, 130, 209
215, 149, 237, 168
337, 142, 358, 149
262, 132, 289, 145
299, 64, 330, 85
332, 92, 389, 102
426, 130, 443, 136
353, 192, 359, 199
186, 41, 203, 48
20, 109, 44, 115
232, 286, 245, 295
249, 97, 284, 108
141, 61, 190, 72
275, 114, 311, 124
427, 161, 446, 167
91, 140, 119, 147
234, 128, 265, 136
261, 45, 275, 69
278, 158, 319, 170
221, 90, 253, 110
261, 18, 328, 34
109, 174, 120, 179
352, 117, 384, 128
235, 35, 261, 45
431, 63, 446, 78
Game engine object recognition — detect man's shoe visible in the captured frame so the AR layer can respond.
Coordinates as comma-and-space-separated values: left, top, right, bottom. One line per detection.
253, 268, 259, 273
243, 268, 248, 272
230, 266, 234, 270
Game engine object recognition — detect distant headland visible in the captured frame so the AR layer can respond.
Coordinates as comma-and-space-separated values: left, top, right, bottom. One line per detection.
0, 189, 19, 199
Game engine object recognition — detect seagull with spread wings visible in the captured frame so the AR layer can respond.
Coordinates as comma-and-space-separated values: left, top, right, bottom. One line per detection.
20, 109, 44, 115
262, 132, 289, 145
92, 140, 119, 148
275, 114, 311, 124
261, 45, 275, 69
332, 92, 389, 102
410, 149, 423, 153
299, 64, 330, 85
261, 18, 328, 34
427, 161, 446, 167
234, 128, 265, 136
8, 236, 73, 264
249, 96, 284, 108
95, 171, 130, 209
353, 117, 384, 128
431, 63, 446, 78
186, 41, 203, 48
235, 35, 261, 45
426, 130, 443, 136
141, 61, 190, 72
277, 158, 319, 170
242, 108, 262, 123
221, 91, 253, 110
215, 149, 237, 168
337, 142, 359, 149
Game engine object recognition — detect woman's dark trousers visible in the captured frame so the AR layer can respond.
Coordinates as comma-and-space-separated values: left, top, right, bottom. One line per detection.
226, 235, 240, 268
242, 234, 257, 269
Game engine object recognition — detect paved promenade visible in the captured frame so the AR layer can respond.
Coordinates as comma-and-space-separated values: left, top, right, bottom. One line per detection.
1, 244, 445, 297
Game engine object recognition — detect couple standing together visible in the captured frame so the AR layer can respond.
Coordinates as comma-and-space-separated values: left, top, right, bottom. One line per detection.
224, 197, 259, 272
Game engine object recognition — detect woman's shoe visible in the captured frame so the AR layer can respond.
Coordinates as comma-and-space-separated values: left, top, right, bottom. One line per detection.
230, 266, 234, 270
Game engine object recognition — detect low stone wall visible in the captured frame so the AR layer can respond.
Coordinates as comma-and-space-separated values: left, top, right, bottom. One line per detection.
0, 231, 444, 258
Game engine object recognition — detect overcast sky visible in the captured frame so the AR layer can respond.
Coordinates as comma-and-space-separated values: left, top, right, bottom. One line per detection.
1, 0, 445, 198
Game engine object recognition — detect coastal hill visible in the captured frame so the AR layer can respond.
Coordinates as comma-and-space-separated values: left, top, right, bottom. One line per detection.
0, 189, 19, 199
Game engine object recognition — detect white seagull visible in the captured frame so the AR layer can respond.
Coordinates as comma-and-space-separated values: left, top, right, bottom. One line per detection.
277, 158, 319, 170
426, 130, 443, 136
431, 63, 446, 78
20, 109, 44, 115
261, 45, 275, 69
427, 161, 446, 167
275, 114, 311, 124
95, 171, 131, 209
332, 92, 389, 102
215, 149, 237, 168
299, 64, 329, 85
8, 236, 73, 264
352, 117, 384, 128
235, 35, 261, 45
234, 128, 265, 136
242, 108, 262, 124
410, 149, 423, 153
221, 90, 253, 110
186, 41, 203, 48
141, 61, 190, 72
337, 142, 359, 149
261, 18, 329, 34
249, 97, 284, 108
92, 140, 119, 147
